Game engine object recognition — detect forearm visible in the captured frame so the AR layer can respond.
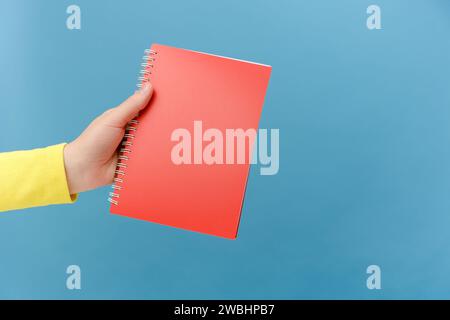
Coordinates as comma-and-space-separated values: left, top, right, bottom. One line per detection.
0, 144, 77, 212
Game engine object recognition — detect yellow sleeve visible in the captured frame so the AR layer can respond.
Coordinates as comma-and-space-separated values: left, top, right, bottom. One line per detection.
0, 143, 77, 212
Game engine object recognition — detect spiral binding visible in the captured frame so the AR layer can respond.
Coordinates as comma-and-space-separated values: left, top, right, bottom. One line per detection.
108, 48, 157, 206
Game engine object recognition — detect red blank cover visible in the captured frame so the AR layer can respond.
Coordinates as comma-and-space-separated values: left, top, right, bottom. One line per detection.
110, 44, 271, 239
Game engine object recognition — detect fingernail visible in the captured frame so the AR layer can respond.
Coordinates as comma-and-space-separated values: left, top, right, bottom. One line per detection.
140, 82, 152, 95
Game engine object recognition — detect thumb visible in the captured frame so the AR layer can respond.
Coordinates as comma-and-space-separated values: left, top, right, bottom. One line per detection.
103, 82, 153, 128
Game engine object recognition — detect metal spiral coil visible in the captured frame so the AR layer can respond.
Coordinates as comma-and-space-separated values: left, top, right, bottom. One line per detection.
108, 48, 157, 206
136, 49, 157, 89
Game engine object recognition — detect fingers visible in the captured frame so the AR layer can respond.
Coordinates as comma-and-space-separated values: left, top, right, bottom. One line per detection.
102, 82, 153, 128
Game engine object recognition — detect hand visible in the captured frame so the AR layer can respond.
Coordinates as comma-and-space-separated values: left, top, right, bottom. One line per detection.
63, 82, 153, 194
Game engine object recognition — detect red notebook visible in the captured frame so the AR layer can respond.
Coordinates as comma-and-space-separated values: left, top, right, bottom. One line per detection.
109, 44, 271, 239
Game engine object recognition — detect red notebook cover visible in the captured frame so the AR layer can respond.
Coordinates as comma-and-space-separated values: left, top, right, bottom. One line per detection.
109, 44, 271, 239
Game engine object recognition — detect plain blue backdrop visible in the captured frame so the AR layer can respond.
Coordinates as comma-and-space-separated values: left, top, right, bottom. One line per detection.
1, 0, 450, 299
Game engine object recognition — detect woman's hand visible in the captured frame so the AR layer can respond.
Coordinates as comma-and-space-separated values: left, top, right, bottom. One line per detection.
63, 82, 153, 194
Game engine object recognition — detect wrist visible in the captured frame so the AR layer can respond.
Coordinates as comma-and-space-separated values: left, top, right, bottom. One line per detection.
63, 142, 85, 195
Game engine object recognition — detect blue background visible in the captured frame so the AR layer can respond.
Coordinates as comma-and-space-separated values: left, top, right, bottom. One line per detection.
1, 0, 450, 299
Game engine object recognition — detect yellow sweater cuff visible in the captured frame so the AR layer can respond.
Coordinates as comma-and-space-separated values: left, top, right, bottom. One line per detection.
0, 143, 77, 212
